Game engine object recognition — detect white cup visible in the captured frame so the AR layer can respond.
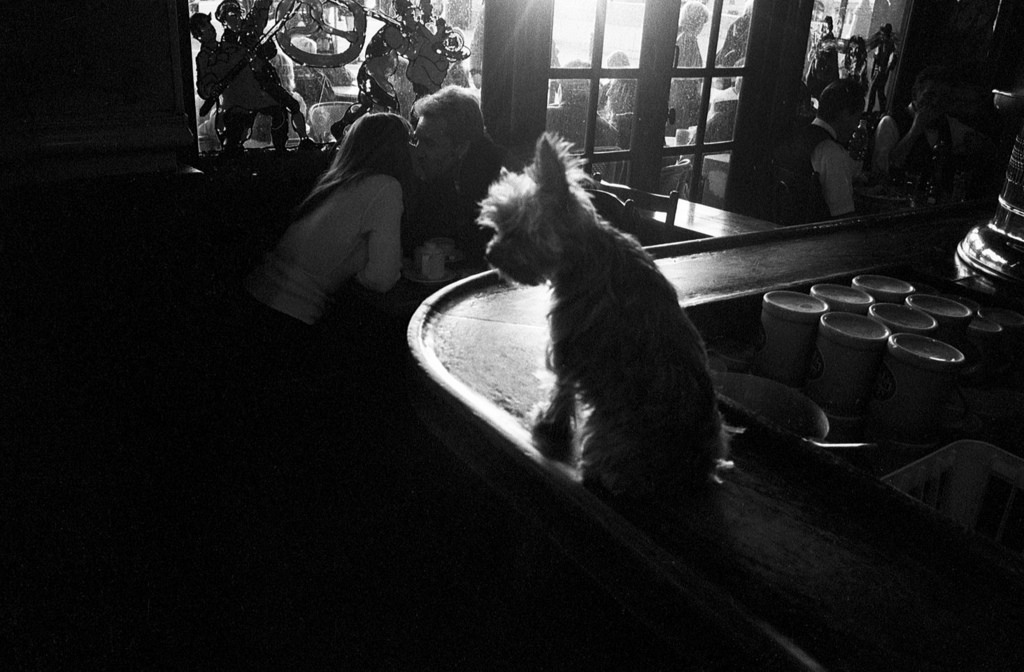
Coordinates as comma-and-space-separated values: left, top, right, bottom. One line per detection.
904, 294, 973, 349
867, 334, 965, 443
751, 291, 829, 387
867, 302, 938, 336
415, 243, 446, 280
810, 283, 875, 314
851, 274, 915, 304
805, 312, 890, 417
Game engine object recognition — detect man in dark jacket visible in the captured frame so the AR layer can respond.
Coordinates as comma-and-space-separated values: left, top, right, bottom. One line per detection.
772, 79, 865, 224
404, 85, 506, 265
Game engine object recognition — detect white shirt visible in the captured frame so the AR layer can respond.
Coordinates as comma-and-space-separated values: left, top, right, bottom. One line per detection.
246, 174, 404, 324
810, 118, 858, 217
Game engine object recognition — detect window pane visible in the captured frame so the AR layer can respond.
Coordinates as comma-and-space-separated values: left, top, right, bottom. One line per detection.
706, 76, 740, 142
552, 0, 597, 67
715, 0, 753, 68
674, 0, 711, 69
666, 77, 703, 140
547, 79, 591, 150
190, 0, 483, 150
701, 151, 732, 207
801, 1, 910, 106
659, 156, 694, 198
599, 77, 636, 148
593, 159, 630, 184
603, 0, 644, 69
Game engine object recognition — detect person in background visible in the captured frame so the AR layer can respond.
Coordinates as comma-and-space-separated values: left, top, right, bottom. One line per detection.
716, 0, 751, 68
667, 1, 710, 136
843, 36, 868, 90
600, 51, 637, 149
773, 78, 866, 223
245, 112, 413, 326
806, 16, 840, 102
871, 65, 996, 197
546, 61, 620, 152
598, 51, 632, 116
866, 23, 897, 113
403, 85, 506, 265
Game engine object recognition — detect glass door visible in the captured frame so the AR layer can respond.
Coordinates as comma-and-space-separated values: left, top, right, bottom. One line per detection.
665, 0, 752, 207
546, 0, 643, 184
546, 0, 756, 206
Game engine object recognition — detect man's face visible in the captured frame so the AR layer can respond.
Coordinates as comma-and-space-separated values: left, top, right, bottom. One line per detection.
197, 19, 217, 45
220, 4, 242, 31
411, 114, 462, 181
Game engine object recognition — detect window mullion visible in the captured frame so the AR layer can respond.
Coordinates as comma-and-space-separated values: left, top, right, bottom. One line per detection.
585, 0, 609, 157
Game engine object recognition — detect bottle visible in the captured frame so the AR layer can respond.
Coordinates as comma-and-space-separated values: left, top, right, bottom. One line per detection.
905, 171, 923, 207
925, 173, 940, 206
848, 119, 869, 163
928, 140, 948, 204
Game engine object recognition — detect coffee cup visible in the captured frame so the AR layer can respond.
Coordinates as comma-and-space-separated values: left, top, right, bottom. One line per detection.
964, 316, 1004, 380
867, 334, 965, 443
904, 294, 973, 348
867, 302, 938, 336
426, 236, 457, 261
940, 293, 980, 314
415, 243, 446, 280
810, 283, 875, 314
976, 306, 1024, 366
805, 312, 890, 417
751, 291, 829, 387
851, 274, 915, 304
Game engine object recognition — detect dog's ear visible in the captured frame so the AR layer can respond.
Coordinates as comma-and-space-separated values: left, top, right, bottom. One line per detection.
534, 133, 571, 202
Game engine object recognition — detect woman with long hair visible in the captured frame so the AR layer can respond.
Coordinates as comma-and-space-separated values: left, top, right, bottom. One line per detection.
246, 112, 413, 325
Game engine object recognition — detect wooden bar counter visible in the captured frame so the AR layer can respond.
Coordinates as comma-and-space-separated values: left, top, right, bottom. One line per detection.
406, 202, 1024, 671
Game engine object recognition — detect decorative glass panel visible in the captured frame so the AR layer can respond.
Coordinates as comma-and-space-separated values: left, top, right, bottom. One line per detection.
188, 0, 483, 151
801, 0, 911, 107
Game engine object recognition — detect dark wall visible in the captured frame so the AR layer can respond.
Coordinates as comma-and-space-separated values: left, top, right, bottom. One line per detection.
0, 0, 194, 181
895, 0, 1024, 140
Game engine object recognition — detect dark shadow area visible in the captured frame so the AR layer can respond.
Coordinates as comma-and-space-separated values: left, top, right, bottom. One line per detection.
3, 156, 682, 670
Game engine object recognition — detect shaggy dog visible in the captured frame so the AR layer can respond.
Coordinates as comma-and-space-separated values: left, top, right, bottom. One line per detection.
478, 133, 732, 497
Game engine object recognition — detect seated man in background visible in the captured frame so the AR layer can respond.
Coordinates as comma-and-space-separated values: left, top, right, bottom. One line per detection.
772, 78, 866, 224
403, 85, 507, 266
872, 65, 996, 198
546, 62, 620, 151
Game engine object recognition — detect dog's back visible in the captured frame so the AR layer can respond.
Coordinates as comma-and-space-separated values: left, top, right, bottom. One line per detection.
479, 133, 730, 497
548, 224, 727, 495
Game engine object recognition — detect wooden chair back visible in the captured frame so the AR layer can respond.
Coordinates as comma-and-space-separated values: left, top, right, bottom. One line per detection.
585, 183, 704, 246
591, 173, 680, 227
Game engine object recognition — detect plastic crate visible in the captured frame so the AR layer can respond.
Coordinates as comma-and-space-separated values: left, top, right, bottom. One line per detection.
883, 440, 1024, 554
